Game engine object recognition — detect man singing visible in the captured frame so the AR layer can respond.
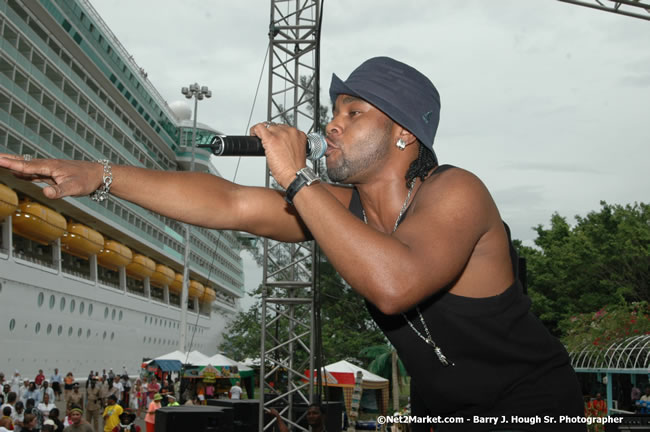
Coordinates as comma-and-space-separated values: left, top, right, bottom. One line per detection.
0, 57, 584, 431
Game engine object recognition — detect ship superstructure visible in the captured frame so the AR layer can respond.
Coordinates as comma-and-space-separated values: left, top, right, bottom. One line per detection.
0, 0, 245, 373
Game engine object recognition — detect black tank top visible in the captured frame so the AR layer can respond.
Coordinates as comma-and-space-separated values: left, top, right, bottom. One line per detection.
348, 165, 585, 432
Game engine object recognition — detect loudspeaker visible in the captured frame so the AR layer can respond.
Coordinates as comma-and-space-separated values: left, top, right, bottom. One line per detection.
154, 405, 233, 432
604, 414, 650, 431
207, 399, 260, 432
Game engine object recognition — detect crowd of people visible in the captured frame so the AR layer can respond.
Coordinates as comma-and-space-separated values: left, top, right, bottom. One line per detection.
0, 369, 150, 432
0, 369, 245, 432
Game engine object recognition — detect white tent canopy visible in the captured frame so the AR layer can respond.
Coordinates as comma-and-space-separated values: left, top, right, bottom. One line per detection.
323, 360, 388, 383
148, 350, 210, 366
204, 353, 239, 367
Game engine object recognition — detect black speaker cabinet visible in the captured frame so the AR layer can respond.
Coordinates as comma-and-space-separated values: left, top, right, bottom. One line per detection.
604, 414, 650, 431
207, 399, 260, 432
154, 405, 234, 432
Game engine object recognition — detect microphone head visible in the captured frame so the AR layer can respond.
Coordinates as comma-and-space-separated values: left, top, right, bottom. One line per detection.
307, 134, 327, 161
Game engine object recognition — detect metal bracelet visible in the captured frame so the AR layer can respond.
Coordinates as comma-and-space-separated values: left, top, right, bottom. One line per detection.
89, 159, 113, 202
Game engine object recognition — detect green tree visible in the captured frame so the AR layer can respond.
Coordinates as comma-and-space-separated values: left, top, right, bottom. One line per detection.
360, 344, 407, 411
559, 301, 650, 355
516, 201, 650, 334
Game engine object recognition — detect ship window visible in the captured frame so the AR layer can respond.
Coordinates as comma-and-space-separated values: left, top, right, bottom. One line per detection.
103, 331, 107, 340
46, 324, 52, 335
88, 304, 93, 317
144, 316, 148, 324
77, 328, 82, 337
59, 297, 66, 311
49, 295, 55, 309
35, 322, 40, 334
68, 326, 73, 337
79, 302, 85, 314
111, 309, 116, 320
86, 329, 91, 338
70, 299, 76, 313
57, 325, 62, 336
110, 332, 115, 341
9, 319, 15, 331
38, 292, 44, 307
119, 311, 123, 321
104, 307, 109, 319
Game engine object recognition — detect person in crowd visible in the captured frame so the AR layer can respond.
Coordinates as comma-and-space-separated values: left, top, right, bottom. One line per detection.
102, 395, 122, 432
62, 373, 74, 404
0, 406, 14, 431
47, 408, 63, 432
103, 380, 119, 407
112, 378, 124, 406
41, 419, 56, 432
16, 383, 29, 407
9, 374, 20, 396
20, 385, 39, 406
641, 386, 650, 402
229, 381, 243, 400
67, 384, 83, 412
33, 372, 44, 389
18, 414, 35, 432
12, 402, 24, 432
305, 404, 326, 432
145, 379, 159, 408
40, 382, 54, 405
172, 378, 180, 401
84, 372, 93, 390
85, 378, 102, 431
1, 386, 10, 405
111, 411, 139, 432
36, 393, 56, 418
166, 395, 179, 407
23, 400, 41, 431
130, 380, 142, 417
107, 371, 114, 382
121, 376, 131, 409
144, 394, 161, 432
0, 392, 17, 420
49, 370, 62, 402
62, 406, 93, 432
0, 373, 4, 387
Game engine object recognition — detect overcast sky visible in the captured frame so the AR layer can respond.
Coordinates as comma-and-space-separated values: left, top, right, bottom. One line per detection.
90, 0, 649, 308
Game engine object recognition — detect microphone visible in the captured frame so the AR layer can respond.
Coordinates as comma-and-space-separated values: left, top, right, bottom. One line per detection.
197, 133, 327, 161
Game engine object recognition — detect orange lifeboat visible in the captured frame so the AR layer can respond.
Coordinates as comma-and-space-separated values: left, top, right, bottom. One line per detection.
201, 287, 216, 304
61, 222, 104, 259
0, 183, 18, 219
169, 272, 183, 294
150, 264, 175, 288
188, 280, 205, 300
97, 239, 132, 270
12, 200, 66, 245
126, 254, 156, 280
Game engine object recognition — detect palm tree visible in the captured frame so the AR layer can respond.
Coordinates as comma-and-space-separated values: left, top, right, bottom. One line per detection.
360, 344, 407, 411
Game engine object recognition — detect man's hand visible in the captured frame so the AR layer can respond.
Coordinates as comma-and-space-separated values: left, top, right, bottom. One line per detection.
249, 123, 308, 189
0, 154, 103, 199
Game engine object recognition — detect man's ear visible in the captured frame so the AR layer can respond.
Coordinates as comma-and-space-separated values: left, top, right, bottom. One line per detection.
398, 128, 418, 147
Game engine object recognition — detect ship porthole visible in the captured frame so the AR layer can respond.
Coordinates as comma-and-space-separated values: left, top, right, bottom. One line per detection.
119, 310, 123, 321
88, 304, 93, 317
70, 299, 76, 313
49, 295, 55, 309
57, 325, 62, 336
59, 297, 66, 311
79, 302, 85, 314
47, 324, 52, 335
35, 322, 40, 334
9, 319, 15, 331
104, 307, 109, 319
37, 292, 44, 307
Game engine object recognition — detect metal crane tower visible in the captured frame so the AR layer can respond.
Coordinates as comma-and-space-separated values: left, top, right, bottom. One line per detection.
258, 1, 323, 431
557, 0, 650, 21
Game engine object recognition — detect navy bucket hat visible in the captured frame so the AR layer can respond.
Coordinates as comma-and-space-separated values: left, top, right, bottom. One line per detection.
329, 57, 441, 157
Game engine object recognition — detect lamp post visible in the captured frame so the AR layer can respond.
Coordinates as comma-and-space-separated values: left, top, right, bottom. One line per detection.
179, 83, 211, 353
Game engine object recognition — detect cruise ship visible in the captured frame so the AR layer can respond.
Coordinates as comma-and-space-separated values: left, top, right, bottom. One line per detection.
0, 0, 246, 374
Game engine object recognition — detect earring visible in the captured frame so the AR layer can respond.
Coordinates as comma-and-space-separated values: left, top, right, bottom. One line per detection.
396, 138, 406, 151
